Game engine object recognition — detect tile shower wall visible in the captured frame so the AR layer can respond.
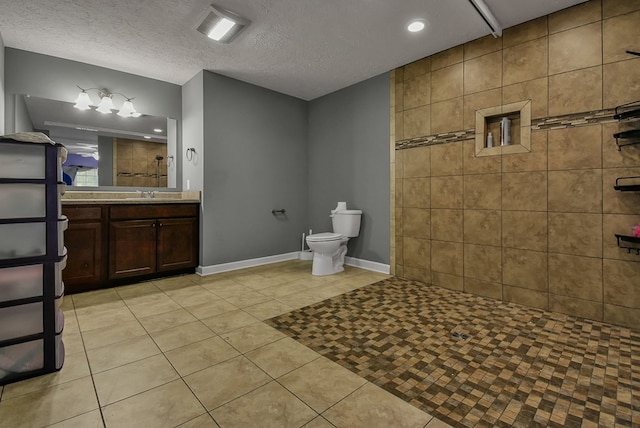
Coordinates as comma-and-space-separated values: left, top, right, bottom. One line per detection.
391, 0, 640, 329
113, 138, 168, 187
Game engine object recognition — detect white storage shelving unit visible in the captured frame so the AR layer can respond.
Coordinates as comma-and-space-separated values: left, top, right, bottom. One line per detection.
0, 134, 67, 385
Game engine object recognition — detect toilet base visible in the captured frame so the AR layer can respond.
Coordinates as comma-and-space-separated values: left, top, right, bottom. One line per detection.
310, 241, 348, 276
311, 253, 345, 276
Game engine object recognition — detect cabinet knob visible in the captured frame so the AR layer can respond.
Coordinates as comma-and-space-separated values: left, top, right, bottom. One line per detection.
151, 223, 156, 228
159, 223, 163, 227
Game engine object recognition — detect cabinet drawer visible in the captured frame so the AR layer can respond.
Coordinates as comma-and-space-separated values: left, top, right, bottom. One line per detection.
110, 204, 198, 220
0, 333, 64, 381
0, 259, 65, 302
0, 141, 65, 180
0, 218, 67, 259
63, 205, 103, 221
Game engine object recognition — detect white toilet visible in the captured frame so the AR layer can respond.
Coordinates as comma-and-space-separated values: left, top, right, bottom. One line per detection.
306, 202, 362, 276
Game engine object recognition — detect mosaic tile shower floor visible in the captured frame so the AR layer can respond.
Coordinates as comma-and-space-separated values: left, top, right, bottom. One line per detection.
267, 278, 640, 428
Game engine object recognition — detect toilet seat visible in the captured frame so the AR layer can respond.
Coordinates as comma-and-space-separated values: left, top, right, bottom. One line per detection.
306, 232, 343, 242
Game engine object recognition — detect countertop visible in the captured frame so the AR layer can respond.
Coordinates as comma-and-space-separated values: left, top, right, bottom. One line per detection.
61, 191, 200, 205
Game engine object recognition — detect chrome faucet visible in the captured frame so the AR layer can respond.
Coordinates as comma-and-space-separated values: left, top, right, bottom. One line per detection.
138, 190, 155, 199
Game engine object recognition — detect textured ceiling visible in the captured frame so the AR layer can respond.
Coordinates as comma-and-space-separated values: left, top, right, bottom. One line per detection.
0, 0, 586, 100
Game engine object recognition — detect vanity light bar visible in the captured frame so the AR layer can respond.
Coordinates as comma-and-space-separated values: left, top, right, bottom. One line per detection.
73, 86, 139, 117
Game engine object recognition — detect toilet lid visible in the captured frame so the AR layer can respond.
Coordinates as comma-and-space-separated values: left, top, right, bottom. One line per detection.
306, 232, 343, 242
336, 209, 362, 215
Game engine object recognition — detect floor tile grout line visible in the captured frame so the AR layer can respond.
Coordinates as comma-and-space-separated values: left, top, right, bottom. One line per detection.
79, 300, 292, 374
274, 373, 360, 419
74, 308, 108, 428
179, 365, 274, 420
174, 377, 221, 426
97, 376, 179, 411
81, 277, 241, 424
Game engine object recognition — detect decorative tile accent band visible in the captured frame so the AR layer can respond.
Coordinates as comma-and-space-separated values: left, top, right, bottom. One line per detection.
117, 172, 167, 178
395, 129, 475, 150
395, 108, 618, 151
531, 108, 616, 130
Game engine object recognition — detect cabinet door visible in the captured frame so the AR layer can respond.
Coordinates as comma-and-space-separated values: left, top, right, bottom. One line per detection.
109, 220, 157, 279
157, 217, 198, 272
63, 222, 103, 291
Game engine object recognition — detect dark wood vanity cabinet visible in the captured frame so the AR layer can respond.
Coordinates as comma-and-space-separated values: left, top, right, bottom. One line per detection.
108, 204, 199, 280
62, 205, 105, 294
109, 219, 157, 279
62, 203, 199, 292
156, 217, 199, 272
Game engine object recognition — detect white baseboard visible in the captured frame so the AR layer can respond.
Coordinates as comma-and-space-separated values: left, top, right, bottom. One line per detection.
197, 252, 300, 276
197, 252, 390, 276
344, 256, 390, 274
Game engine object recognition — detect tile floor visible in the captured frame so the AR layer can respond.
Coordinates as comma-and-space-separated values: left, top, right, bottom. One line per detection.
268, 277, 640, 428
0, 261, 450, 428
3, 262, 636, 428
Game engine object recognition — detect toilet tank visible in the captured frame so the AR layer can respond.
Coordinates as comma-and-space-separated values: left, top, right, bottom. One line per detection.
332, 210, 362, 237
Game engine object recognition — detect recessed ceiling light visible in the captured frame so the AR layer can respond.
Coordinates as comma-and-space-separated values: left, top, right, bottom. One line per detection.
154, 128, 163, 133
144, 136, 151, 139
407, 19, 428, 33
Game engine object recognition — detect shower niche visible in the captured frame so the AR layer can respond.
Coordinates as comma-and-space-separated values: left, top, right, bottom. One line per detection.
475, 100, 532, 157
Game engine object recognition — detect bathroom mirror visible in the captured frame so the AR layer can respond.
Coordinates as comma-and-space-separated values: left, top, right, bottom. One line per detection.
21, 95, 177, 189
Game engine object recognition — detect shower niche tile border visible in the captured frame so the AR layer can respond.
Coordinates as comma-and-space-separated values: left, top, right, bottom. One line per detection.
475, 100, 532, 157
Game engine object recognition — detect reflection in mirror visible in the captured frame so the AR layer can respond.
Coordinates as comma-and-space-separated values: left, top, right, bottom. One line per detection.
23, 95, 177, 189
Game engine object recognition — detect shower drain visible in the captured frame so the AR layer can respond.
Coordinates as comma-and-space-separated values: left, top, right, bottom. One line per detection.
451, 332, 470, 340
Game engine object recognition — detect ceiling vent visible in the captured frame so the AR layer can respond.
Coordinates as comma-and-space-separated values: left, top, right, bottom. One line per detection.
195, 4, 250, 43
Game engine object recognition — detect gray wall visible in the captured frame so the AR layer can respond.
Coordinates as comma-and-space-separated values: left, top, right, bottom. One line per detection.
0, 34, 4, 135
11, 92, 33, 134
308, 73, 390, 264
97, 136, 114, 186
4, 48, 181, 126
201, 71, 308, 266
181, 72, 204, 193
181, 72, 206, 263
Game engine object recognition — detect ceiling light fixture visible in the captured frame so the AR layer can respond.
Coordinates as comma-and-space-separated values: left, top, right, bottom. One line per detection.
73, 86, 139, 118
468, 0, 502, 37
407, 19, 427, 33
195, 4, 250, 43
